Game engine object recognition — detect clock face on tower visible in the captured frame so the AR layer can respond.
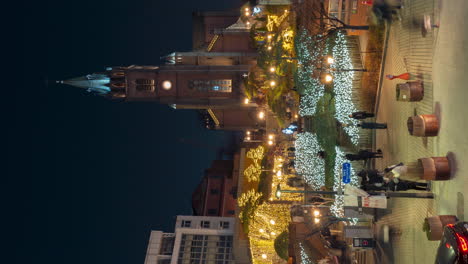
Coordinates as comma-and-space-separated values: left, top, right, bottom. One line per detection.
162, 80, 172, 90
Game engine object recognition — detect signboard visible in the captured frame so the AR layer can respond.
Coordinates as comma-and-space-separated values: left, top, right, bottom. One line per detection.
344, 195, 387, 209
344, 207, 374, 220
353, 238, 375, 248
342, 162, 351, 184
345, 226, 372, 238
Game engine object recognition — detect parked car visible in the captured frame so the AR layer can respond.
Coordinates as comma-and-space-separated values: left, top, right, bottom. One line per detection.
435, 222, 468, 263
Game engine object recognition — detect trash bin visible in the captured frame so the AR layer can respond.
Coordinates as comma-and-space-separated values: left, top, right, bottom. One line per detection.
396, 81, 424, 102
407, 114, 439, 136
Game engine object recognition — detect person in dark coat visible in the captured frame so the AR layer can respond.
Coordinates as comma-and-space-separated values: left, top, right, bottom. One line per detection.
358, 122, 387, 129
345, 149, 383, 161
358, 169, 385, 184
349, 111, 375, 120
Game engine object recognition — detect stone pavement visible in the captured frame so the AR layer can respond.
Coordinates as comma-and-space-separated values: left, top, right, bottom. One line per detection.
373, 0, 468, 263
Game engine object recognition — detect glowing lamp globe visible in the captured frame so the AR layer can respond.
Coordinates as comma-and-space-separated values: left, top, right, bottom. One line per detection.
162, 80, 172, 90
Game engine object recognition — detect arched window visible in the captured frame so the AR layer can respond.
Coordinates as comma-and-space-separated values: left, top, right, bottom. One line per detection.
135, 79, 155, 92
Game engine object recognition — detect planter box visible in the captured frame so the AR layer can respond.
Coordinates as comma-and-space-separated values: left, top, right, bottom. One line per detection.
396, 81, 424, 102
407, 114, 439, 137
419, 157, 451, 180
425, 215, 458, 241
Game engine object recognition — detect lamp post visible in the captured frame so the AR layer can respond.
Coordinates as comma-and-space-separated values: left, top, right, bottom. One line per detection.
275, 184, 337, 199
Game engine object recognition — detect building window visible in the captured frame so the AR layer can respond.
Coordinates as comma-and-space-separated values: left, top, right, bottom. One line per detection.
201, 221, 210, 228
220, 221, 230, 229
227, 210, 235, 216
207, 209, 218, 215
159, 236, 175, 255
135, 79, 155, 92
178, 235, 233, 263
181, 220, 191, 228
188, 80, 232, 93
210, 189, 220, 195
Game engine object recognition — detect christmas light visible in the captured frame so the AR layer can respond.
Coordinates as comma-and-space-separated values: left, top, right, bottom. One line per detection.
294, 132, 325, 189
330, 146, 359, 218
332, 32, 360, 145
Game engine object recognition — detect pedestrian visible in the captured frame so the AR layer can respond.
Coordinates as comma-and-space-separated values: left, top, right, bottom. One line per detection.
349, 111, 375, 120
345, 149, 383, 161
358, 122, 387, 129
318, 151, 326, 159
357, 169, 385, 184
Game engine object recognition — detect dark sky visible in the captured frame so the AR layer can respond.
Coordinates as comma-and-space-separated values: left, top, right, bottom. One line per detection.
10, 0, 243, 263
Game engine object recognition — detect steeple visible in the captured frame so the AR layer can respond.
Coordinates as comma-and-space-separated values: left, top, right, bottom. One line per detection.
58, 67, 127, 99
58, 73, 111, 95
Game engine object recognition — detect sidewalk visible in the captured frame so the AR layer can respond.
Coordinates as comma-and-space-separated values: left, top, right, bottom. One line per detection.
373, 0, 443, 263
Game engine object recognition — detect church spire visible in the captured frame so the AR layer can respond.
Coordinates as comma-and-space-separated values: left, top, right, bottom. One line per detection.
58, 73, 111, 95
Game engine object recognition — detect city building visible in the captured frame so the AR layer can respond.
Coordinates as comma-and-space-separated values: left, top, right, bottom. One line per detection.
144, 215, 236, 264
192, 160, 239, 217
325, 0, 369, 35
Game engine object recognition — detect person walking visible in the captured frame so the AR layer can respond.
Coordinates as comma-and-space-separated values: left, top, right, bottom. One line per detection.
358, 122, 387, 129
349, 111, 375, 120
345, 149, 383, 161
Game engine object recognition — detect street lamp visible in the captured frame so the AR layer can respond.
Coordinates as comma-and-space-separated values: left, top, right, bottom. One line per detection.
270, 80, 276, 87
326, 56, 335, 64
258, 111, 265, 119
324, 74, 333, 83
268, 140, 274, 145
269, 66, 276, 73
244, 98, 249, 104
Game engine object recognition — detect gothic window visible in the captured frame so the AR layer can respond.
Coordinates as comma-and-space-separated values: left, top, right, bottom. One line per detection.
112, 71, 125, 77
135, 79, 155, 92
188, 80, 232, 93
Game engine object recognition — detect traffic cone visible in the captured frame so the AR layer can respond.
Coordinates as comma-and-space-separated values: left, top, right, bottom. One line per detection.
386, 72, 411, 80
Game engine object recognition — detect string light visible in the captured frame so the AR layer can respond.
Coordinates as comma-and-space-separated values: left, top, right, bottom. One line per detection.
295, 132, 325, 189
332, 31, 360, 145
330, 146, 359, 218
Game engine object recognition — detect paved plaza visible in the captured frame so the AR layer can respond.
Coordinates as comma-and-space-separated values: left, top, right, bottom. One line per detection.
373, 0, 468, 263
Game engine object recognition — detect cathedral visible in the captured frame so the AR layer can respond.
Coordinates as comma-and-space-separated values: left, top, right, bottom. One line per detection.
61, 10, 262, 131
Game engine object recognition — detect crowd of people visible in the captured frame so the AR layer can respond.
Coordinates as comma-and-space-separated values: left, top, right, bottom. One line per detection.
346, 111, 429, 193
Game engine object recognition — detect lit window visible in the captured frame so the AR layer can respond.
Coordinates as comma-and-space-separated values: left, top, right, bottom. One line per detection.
188, 80, 232, 93
135, 79, 155, 92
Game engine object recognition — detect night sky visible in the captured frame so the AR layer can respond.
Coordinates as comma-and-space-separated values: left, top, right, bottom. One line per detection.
11, 0, 242, 263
